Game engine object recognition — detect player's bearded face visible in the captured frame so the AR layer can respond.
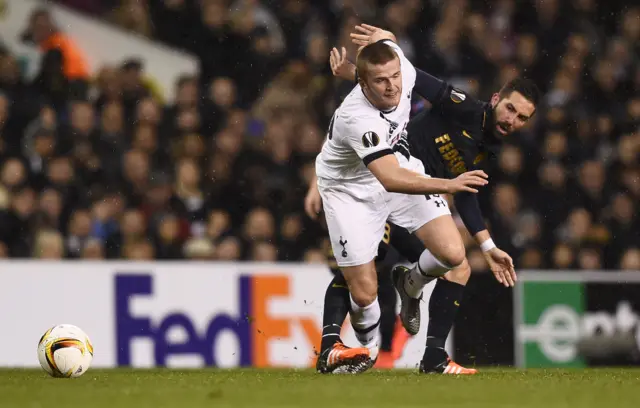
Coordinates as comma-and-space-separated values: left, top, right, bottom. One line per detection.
362, 59, 402, 110
490, 91, 536, 138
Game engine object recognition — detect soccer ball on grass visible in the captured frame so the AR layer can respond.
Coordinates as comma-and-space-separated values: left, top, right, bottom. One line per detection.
37, 324, 94, 378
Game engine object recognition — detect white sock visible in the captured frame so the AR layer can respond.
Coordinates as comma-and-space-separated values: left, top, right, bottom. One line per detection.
404, 250, 451, 298
349, 295, 381, 358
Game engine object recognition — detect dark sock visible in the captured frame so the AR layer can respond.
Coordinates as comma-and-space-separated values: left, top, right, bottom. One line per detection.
377, 267, 397, 352
320, 273, 351, 352
423, 278, 465, 365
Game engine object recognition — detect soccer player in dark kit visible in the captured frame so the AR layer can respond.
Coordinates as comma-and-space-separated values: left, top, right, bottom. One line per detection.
314, 24, 540, 374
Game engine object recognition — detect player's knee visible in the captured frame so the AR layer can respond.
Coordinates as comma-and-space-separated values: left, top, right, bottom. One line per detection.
438, 244, 466, 270
342, 263, 378, 307
447, 258, 471, 281
349, 286, 378, 308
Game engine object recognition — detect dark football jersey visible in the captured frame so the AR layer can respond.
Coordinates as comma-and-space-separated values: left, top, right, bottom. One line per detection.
408, 84, 502, 179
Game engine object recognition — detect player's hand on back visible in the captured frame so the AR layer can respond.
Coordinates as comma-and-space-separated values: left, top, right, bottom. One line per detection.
446, 170, 488, 194
350, 24, 397, 49
330, 47, 356, 81
304, 183, 323, 220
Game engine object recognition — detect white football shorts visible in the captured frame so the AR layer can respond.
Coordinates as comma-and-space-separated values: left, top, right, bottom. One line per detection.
318, 154, 451, 268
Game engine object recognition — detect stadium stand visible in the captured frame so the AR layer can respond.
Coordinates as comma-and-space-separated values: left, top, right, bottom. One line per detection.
0, 0, 638, 270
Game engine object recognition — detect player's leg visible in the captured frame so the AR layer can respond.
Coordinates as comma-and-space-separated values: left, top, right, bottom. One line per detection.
316, 269, 371, 374
375, 262, 398, 368
317, 259, 399, 372
319, 270, 348, 353
410, 215, 477, 374
318, 224, 409, 371
316, 185, 387, 373
389, 209, 456, 335
386, 157, 456, 335
341, 261, 381, 357
381, 223, 425, 363
386, 159, 476, 374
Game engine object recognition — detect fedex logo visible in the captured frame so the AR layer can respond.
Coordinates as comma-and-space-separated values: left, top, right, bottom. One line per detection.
115, 274, 321, 367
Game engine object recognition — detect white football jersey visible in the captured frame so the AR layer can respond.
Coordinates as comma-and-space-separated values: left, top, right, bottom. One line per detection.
315, 40, 416, 195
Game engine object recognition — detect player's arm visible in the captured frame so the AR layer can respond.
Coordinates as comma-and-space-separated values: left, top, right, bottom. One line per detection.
453, 191, 486, 240
345, 116, 487, 195
304, 173, 322, 220
367, 155, 486, 195
452, 168, 517, 287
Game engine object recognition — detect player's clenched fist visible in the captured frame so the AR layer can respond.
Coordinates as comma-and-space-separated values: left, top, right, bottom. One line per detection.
445, 170, 488, 194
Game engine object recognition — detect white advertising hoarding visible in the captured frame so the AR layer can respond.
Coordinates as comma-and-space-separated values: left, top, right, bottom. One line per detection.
0, 261, 448, 368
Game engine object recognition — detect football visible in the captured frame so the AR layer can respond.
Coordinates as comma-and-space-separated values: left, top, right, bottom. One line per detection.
37, 324, 94, 378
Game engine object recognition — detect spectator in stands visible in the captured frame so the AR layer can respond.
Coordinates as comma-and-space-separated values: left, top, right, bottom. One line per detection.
33, 229, 65, 259
22, 8, 89, 95
184, 237, 216, 260
216, 236, 242, 261
81, 237, 106, 259
66, 208, 93, 258
154, 213, 184, 260
123, 239, 155, 260
0, 0, 633, 269
620, 248, 640, 271
108, 0, 153, 38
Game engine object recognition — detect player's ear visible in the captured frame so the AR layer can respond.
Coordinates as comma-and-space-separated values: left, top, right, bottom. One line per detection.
490, 93, 500, 108
357, 73, 366, 89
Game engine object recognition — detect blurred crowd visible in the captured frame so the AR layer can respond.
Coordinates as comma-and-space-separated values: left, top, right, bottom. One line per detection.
0, 0, 638, 271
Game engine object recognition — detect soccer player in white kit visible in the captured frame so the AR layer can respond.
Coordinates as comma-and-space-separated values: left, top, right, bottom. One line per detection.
314, 29, 488, 371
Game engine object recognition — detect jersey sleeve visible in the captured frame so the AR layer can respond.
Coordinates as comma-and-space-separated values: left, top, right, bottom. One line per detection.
432, 84, 483, 123
414, 68, 446, 103
453, 191, 487, 235
343, 114, 393, 166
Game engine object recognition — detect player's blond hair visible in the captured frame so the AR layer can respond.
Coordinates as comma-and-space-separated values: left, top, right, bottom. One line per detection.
356, 42, 398, 83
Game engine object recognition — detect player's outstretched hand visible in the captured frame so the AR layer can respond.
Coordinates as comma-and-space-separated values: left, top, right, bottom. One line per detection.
484, 248, 517, 287
350, 24, 397, 48
330, 47, 356, 81
304, 183, 323, 220
447, 170, 488, 194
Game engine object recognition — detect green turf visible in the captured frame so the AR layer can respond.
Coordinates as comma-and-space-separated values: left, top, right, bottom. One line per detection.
1, 368, 640, 408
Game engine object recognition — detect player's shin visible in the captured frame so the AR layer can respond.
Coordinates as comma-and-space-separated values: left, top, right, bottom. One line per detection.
320, 274, 351, 352
425, 279, 464, 347
404, 250, 451, 298
377, 269, 397, 353
421, 262, 471, 371
349, 295, 381, 359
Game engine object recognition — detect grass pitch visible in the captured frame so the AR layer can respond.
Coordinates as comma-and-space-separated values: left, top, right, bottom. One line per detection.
2, 368, 640, 408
